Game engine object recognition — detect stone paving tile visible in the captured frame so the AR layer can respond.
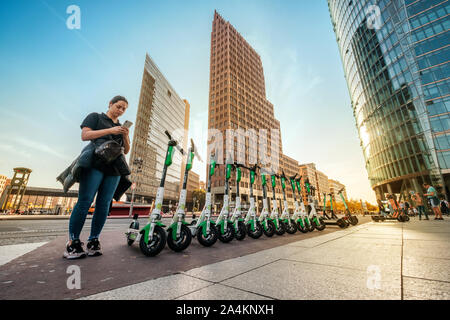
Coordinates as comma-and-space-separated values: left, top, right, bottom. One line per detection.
288, 240, 401, 272
404, 240, 450, 260
183, 245, 304, 283
176, 284, 271, 300
284, 232, 351, 248
403, 256, 450, 283
403, 277, 450, 300
221, 259, 401, 300
403, 230, 450, 241
0, 242, 47, 267
80, 274, 211, 300
345, 234, 402, 240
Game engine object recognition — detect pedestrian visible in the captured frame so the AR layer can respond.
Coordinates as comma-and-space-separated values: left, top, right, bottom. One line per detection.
411, 191, 428, 220
404, 200, 411, 215
399, 201, 405, 215
60, 96, 131, 259
423, 183, 444, 220
439, 196, 449, 216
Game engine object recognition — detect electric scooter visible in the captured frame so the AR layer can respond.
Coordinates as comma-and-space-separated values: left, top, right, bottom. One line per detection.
279, 171, 297, 234
289, 175, 308, 233
322, 193, 348, 228
214, 161, 235, 243
307, 184, 326, 231
229, 163, 247, 241
241, 164, 263, 239
258, 171, 276, 237
301, 178, 316, 232
338, 188, 359, 226
188, 155, 219, 246
166, 139, 202, 252
269, 174, 286, 236
372, 194, 409, 222
126, 130, 184, 257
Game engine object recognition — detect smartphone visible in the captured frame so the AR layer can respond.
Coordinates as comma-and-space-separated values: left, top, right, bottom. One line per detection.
122, 120, 133, 129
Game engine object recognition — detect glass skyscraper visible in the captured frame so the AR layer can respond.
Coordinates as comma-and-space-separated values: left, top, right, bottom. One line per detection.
328, 0, 450, 199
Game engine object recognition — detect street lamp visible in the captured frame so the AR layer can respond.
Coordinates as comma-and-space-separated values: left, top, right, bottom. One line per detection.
129, 157, 143, 217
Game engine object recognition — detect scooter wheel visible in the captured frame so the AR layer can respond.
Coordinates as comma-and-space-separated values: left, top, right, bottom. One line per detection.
404, 215, 410, 222
372, 216, 379, 222
349, 216, 358, 226
285, 220, 298, 234
197, 224, 218, 247
247, 221, 263, 239
274, 220, 286, 236
315, 219, 326, 231
139, 225, 167, 257
337, 218, 347, 228
218, 223, 235, 243
262, 220, 276, 237
234, 221, 247, 241
307, 222, 315, 232
167, 224, 192, 252
297, 222, 308, 233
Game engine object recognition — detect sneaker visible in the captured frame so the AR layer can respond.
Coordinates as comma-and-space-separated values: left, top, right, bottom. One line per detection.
63, 239, 86, 259
87, 238, 102, 257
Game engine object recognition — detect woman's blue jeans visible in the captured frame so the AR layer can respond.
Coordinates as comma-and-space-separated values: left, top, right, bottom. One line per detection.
69, 168, 120, 241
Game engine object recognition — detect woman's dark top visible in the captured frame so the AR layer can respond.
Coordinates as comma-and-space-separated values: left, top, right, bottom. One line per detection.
80, 112, 124, 176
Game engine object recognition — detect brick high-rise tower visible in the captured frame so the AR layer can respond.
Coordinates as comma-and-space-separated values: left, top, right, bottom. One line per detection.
207, 11, 284, 208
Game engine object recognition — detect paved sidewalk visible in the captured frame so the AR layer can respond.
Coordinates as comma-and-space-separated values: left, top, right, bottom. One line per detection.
82, 218, 450, 300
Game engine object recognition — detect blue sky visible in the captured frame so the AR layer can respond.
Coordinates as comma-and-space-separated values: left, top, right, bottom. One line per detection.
0, 0, 376, 203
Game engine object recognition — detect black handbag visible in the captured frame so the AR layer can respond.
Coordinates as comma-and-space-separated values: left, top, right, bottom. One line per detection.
94, 140, 123, 164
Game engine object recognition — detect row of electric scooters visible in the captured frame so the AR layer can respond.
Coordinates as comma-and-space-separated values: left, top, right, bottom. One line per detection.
125, 131, 358, 257
371, 195, 410, 222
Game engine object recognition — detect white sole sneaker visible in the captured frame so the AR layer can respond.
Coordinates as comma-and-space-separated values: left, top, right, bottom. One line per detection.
63, 251, 87, 259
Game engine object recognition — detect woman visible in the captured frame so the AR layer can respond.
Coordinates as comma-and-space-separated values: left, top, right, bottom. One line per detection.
423, 183, 444, 220
64, 96, 130, 259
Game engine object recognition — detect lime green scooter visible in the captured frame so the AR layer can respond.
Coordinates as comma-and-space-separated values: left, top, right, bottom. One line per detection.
214, 161, 235, 243
229, 163, 247, 241
242, 164, 263, 239
289, 175, 309, 233
279, 171, 297, 234
189, 155, 219, 247
128, 130, 184, 257
166, 139, 202, 252
258, 172, 276, 237
269, 174, 286, 236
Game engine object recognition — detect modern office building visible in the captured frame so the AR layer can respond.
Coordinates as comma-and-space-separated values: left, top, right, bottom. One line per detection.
329, 179, 348, 203
128, 53, 190, 205
0, 175, 7, 197
299, 163, 319, 205
207, 11, 284, 206
328, 0, 450, 200
186, 171, 200, 207
316, 170, 331, 203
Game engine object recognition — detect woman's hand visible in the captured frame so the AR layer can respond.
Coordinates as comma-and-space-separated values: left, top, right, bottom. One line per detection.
121, 127, 130, 137
109, 126, 128, 136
